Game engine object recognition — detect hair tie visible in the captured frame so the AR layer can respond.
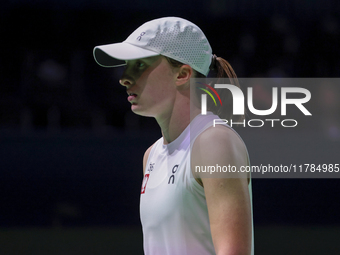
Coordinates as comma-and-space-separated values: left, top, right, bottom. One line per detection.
209, 54, 217, 71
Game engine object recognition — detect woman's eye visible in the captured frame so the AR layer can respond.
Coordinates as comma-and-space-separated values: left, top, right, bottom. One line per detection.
136, 61, 145, 68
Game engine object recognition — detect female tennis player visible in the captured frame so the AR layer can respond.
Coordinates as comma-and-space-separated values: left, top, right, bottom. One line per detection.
93, 17, 253, 255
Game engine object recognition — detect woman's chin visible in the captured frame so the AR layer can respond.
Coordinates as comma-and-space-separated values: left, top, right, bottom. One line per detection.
131, 105, 154, 117
131, 105, 145, 115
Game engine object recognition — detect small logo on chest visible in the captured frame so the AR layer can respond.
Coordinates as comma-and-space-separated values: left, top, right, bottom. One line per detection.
148, 163, 155, 172
141, 162, 154, 194
168, 164, 179, 184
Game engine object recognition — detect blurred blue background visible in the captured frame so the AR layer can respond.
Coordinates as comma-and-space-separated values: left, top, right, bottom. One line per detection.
1, 0, 340, 254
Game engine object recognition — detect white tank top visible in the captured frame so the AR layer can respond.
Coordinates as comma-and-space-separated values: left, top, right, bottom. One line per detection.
140, 112, 254, 255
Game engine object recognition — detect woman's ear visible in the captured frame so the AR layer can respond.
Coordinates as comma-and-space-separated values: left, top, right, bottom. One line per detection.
176, 65, 193, 86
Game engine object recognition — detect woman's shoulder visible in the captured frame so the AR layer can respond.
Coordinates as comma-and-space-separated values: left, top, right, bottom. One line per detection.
192, 124, 248, 171
196, 124, 245, 150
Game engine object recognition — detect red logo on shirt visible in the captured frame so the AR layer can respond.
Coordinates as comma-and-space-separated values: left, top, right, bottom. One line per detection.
141, 174, 150, 194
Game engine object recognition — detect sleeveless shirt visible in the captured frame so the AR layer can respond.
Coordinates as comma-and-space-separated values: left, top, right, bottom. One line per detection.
140, 112, 254, 255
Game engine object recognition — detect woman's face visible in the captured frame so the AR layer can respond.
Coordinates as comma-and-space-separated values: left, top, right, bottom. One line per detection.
119, 56, 178, 118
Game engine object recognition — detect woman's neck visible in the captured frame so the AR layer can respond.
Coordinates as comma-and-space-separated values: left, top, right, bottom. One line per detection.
156, 94, 201, 144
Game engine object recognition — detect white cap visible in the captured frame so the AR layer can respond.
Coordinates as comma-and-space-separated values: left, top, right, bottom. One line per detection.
93, 17, 213, 76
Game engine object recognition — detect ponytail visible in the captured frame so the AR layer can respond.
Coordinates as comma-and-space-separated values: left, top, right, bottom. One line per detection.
208, 55, 244, 122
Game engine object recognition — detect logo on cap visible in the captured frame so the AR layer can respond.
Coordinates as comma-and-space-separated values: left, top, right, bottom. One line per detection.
137, 32, 146, 41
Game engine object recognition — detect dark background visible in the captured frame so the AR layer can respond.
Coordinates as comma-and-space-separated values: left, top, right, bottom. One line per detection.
1, 0, 340, 254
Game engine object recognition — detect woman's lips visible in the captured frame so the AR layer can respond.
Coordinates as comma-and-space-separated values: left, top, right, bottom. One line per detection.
128, 93, 137, 102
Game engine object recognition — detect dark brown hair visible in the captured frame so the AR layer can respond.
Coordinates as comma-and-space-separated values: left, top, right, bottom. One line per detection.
165, 56, 244, 123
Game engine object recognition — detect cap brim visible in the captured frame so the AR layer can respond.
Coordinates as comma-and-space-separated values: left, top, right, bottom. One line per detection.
93, 42, 160, 67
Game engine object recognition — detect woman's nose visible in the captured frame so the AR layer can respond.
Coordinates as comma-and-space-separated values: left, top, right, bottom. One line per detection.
119, 74, 134, 88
